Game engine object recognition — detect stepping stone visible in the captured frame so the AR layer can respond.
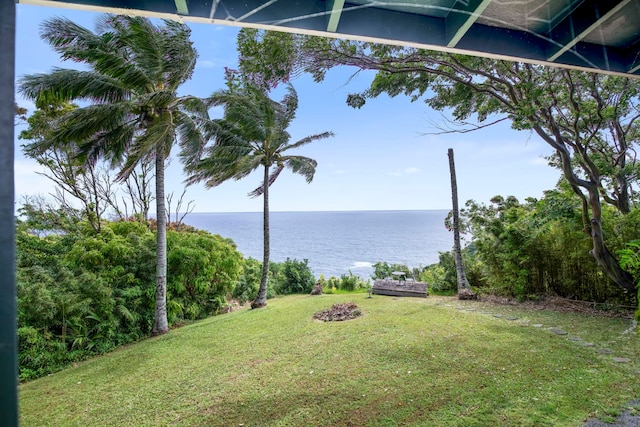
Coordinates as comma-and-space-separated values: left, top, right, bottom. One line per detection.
613, 357, 631, 363
580, 342, 595, 347
493, 314, 503, 318
549, 327, 568, 335
532, 324, 543, 328
568, 336, 582, 342
506, 316, 518, 321
597, 349, 614, 354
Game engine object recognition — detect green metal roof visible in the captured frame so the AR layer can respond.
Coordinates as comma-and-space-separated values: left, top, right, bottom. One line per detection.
18, 0, 640, 77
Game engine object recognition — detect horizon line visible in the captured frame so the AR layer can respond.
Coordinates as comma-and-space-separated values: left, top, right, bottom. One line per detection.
184, 208, 451, 215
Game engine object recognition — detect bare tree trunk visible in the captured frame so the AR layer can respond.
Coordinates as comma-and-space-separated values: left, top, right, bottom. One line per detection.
252, 165, 270, 309
448, 149, 471, 295
152, 148, 169, 335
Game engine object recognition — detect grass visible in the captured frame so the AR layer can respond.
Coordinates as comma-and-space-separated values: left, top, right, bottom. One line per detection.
20, 294, 640, 426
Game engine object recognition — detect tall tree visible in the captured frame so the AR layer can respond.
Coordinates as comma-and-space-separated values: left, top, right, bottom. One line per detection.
447, 148, 471, 297
18, 15, 209, 335
236, 31, 640, 293
184, 79, 333, 308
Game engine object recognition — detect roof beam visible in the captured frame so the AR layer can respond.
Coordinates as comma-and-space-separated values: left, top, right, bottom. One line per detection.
445, 0, 493, 48
175, 0, 188, 15
326, 0, 345, 33
547, 0, 633, 62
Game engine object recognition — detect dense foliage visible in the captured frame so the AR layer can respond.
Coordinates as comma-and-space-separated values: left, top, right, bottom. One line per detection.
16, 209, 242, 381
270, 258, 316, 295
236, 30, 640, 295
19, 14, 211, 335
320, 273, 370, 293
452, 186, 640, 304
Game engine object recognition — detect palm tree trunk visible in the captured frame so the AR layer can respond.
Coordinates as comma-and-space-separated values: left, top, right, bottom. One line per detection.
448, 149, 471, 294
252, 165, 270, 309
152, 147, 169, 334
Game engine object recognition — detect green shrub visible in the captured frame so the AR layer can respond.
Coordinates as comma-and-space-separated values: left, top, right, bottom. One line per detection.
167, 230, 243, 320
321, 273, 369, 293
234, 258, 262, 304
372, 262, 411, 280
272, 258, 315, 295
618, 240, 640, 323
16, 216, 244, 381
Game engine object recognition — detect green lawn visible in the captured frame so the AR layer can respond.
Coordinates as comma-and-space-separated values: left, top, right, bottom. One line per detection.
19, 295, 639, 426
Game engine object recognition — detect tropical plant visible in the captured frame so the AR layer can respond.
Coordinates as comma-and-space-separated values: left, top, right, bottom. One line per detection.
618, 240, 640, 321
271, 258, 315, 295
183, 76, 333, 309
16, 206, 243, 380
18, 15, 209, 335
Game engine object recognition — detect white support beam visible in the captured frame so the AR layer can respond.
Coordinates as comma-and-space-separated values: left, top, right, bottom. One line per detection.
446, 0, 493, 48
548, 0, 633, 62
175, 0, 189, 15
326, 0, 345, 33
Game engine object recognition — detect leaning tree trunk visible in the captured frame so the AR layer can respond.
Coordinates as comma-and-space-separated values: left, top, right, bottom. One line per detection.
152, 147, 169, 335
448, 149, 472, 297
252, 165, 270, 309
534, 123, 637, 294
587, 185, 636, 293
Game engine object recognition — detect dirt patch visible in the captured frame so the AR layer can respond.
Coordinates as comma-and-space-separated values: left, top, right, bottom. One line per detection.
479, 295, 635, 319
313, 302, 362, 322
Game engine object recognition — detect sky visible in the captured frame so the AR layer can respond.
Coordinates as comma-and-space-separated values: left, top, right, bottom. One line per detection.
14, 4, 562, 214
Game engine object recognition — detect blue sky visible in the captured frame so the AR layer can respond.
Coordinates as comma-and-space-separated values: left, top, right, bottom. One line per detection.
14, 4, 561, 213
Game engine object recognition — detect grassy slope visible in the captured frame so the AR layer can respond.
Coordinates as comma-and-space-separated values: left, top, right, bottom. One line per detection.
20, 295, 639, 426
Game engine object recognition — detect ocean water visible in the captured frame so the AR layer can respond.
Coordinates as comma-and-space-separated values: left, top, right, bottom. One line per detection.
183, 210, 453, 279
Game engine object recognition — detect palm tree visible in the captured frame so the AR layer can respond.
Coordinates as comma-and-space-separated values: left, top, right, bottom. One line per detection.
184, 83, 333, 308
19, 15, 209, 335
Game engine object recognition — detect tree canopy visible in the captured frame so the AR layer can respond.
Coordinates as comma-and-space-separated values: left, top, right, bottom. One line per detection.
18, 15, 210, 335
183, 75, 333, 308
236, 29, 640, 293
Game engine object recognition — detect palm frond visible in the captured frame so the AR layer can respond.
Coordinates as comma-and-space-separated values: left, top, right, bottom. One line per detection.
78, 120, 136, 168
249, 165, 284, 198
282, 155, 318, 183
41, 16, 154, 91
49, 102, 132, 147
159, 19, 198, 88
185, 81, 333, 203
117, 111, 174, 180
279, 83, 298, 124
283, 131, 334, 151
185, 151, 263, 188
40, 17, 105, 62
177, 96, 210, 118
18, 69, 129, 105
113, 16, 164, 85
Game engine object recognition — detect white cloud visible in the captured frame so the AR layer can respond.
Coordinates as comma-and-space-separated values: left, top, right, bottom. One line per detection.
14, 159, 56, 200
389, 167, 421, 177
198, 60, 216, 69
529, 156, 549, 166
